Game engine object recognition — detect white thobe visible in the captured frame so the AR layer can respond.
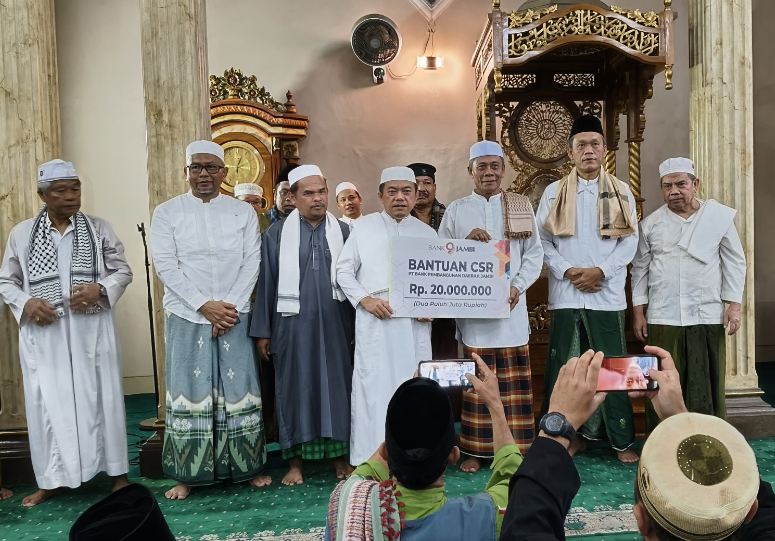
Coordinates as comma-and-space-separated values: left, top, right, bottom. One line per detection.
631, 201, 746, 326
150, 191, 261, 322
536, 177, 639, 311
336, 211, 437, 465
339, 215, 361, 231
438, 191, 544, 348
0, 215, 132, 489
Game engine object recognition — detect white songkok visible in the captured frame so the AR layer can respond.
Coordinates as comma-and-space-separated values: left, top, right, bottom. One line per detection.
234, 183, 263, 198
288, 164, 323, 186
335, 182, 359, 197
469, 140, 504, 160
186, 140, 224, 165
38, 159, 78, 186
380, 167, 416, 185
659, 157, 695, 179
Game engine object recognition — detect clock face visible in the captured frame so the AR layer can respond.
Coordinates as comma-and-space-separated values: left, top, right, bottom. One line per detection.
221, 140, 265, 193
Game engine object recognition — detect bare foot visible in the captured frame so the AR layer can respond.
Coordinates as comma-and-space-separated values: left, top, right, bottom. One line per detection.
111, 474, 130, 493
248, 474, 272, 488
164, 482, 191, 500
332, 457, 353, 479
22, 488, 59, 507
617, 449, 640, 463
460, 456, 481, 473
568, 436, 587, 457
0, 487, 13, 500
282, 456, 304, 486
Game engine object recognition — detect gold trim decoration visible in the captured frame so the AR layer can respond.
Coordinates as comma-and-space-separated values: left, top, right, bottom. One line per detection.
529, 302, 550, 330
664, 64, 674, 90
494, 67, 503, 94
610, 6, 659, 27
508, 9, 660, 58
210, 68, 287, 112
508, 5, 558, 28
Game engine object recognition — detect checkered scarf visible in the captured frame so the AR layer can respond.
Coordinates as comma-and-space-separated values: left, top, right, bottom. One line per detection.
28, 207, 101, 316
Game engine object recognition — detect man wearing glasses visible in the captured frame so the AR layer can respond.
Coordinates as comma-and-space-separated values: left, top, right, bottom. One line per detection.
150, 140, 271, 501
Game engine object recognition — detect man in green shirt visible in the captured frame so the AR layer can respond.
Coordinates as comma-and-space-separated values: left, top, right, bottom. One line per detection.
326, 354, 522, 540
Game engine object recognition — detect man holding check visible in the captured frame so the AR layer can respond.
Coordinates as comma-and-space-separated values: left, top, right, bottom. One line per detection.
336, 166, 438, 466
439, 141, 543, 472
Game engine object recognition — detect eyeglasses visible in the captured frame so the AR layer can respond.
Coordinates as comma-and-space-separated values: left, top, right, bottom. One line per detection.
188, 164, 224, 175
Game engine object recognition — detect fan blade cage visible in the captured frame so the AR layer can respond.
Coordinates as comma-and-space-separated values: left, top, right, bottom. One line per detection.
351, 19, 401, 66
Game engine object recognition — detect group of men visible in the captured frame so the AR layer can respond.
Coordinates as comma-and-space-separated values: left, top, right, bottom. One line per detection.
0, 114, 747, 509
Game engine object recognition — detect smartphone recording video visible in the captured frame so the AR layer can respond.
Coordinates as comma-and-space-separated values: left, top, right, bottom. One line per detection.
418, 360, 476, 388
596, 355, 660, 392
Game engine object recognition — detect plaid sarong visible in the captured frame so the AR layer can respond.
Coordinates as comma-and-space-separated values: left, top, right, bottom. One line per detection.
281, 437, 349, 460
460, 345, 534, 457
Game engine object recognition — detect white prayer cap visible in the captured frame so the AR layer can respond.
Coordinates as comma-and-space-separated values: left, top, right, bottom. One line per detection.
234, 183, 263, 198
335, 182, 359, 196
469, 140, 504, 161
659, 157, 695, 179
186, 140, 224, 165
380, 167, 416, 185
38, 159, 78, 185
288, 164, 324, 186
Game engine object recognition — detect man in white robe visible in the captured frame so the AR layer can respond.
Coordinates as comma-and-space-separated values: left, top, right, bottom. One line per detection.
0, 159, 133, 507
631, 157, 746, 430
336, 166, 438, 465
335, 182, 363, 228
439, 141, 544, 472
150, 141, 270, 500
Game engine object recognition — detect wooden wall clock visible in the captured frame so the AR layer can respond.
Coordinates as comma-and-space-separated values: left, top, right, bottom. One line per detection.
209, 68, 309, 212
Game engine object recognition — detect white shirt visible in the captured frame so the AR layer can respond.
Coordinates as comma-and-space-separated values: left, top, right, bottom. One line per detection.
339, 215, 361, 231
150, 191, 261, 324
438, 191, 543, 348
631, 201, 746, 326
536, 177, 639, 311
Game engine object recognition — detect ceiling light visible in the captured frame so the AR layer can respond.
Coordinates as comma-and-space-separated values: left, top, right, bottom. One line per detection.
417, 56, 444, 70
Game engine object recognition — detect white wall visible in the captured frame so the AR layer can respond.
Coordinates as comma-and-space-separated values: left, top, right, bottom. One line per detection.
55, 0, 773, 391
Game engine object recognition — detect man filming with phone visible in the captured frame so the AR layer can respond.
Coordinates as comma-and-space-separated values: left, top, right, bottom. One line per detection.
501, 346, 774, 541
325, 353, 524, 540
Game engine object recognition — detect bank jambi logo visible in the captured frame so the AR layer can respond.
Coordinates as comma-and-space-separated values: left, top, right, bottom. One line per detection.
446, 242, 456, 255
493, 240, 511, 277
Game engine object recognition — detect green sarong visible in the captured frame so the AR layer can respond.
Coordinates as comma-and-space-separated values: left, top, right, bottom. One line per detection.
543, 309, 634, 450
645, 324, 726, 433
281, 437, 349, 460
162, 313, 268, 485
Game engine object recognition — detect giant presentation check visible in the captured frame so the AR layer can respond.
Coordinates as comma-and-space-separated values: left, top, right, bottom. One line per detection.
389, 237, 511, 319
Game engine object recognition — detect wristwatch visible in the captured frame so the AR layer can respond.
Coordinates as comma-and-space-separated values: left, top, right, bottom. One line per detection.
99, 284, 107, 297
539, 412, 576, 443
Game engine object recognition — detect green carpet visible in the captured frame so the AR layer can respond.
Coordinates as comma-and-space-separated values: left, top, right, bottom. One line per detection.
4, 378, 775, 541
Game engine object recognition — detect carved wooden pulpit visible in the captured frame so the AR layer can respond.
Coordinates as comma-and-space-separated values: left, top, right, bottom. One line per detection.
471, 0, 676, 438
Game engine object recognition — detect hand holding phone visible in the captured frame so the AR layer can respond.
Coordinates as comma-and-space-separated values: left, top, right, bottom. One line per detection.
596, 355, 660, 392
418, 360, 476, 388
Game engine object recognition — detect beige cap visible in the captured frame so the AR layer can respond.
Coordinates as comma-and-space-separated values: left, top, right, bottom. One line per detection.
234, 183, 263, 198
638, 413, 759, 541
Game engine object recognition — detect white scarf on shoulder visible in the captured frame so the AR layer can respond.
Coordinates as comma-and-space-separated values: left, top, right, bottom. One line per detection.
277, 209, 346, 317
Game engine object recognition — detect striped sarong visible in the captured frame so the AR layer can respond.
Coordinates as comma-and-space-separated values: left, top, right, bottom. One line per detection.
460, 345, 534, 457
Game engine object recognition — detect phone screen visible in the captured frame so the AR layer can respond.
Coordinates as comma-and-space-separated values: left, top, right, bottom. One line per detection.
597, 356, 660, 392
418, 360, 476, 388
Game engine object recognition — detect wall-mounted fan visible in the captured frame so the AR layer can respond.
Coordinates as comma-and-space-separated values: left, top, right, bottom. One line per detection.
351, 14, 402, 84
